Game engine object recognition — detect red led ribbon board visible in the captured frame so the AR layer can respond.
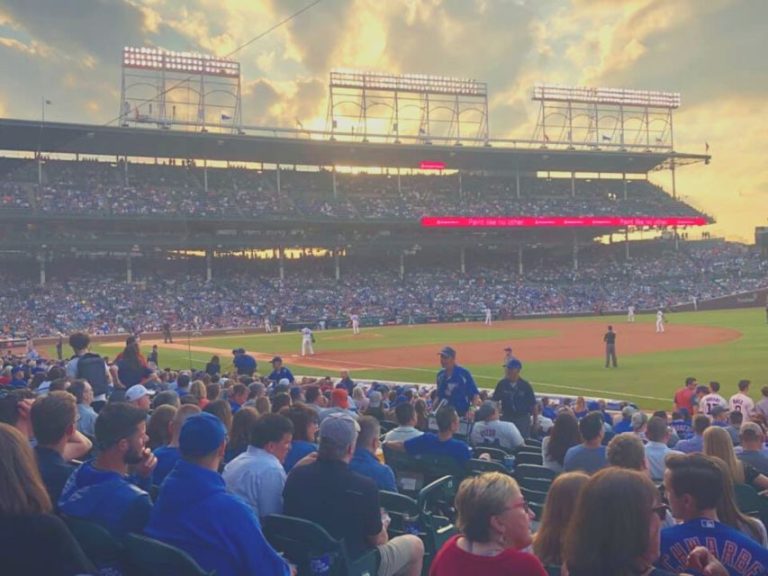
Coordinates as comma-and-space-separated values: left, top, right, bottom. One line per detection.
420, 217, 709, 228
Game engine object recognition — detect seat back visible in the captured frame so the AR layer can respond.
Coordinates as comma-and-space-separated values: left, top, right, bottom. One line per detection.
514, 451, 543, 466
379, 491, 421, 537
472, 446, 509, 462
62, 515, 125, 573
123, 533, 213, 576
515, 464, 557, 481
734, 483, 768, 526
467, 458, 509, 476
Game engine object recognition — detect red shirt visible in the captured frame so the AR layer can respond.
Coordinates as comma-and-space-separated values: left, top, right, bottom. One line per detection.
674, 387, 695, 413
429, 535, 547, 576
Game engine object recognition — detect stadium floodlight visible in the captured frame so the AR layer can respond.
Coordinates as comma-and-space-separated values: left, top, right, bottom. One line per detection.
122, 47, 240, 78
331, 69, 487, 97
533, 84, 680, 109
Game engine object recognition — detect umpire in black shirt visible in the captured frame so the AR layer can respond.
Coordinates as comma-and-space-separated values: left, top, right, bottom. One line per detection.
604, 325, 617, 368
492, 359, 536, 440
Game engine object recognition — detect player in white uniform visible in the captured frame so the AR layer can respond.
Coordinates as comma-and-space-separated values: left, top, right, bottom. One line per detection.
699, 382, 727, 415
729, 380, 755, 419
484, 306, 492, 326
655, 309, 665, 333
264, 317, 272, 333
301, 327, 314, 356
350, 314, 360, 335
627, 305, 635, 322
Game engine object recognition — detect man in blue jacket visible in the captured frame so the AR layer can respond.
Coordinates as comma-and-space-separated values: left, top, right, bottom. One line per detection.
267, 356, 295, 385
145, 412, 291, 576
435, 346, 479, 417
232, 348, 257, 377
59, 402, 156, 537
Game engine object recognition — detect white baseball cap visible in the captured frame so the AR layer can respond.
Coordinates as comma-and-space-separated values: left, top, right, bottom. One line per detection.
125, 384, 156, 403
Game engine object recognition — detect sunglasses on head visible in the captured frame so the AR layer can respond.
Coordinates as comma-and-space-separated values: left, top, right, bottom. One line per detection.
652, 504, 670, 521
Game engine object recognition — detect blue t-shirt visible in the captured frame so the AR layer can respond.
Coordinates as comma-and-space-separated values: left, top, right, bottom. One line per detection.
613, 419, 633, 434
563, 444, 607, 474
658, 518, 768, 576
233, 354, 257, 375
436, 365, 479, 416
404, 433, 471, 463
283, 440, 318, 473
153, 446, 181, 486
349, 449, 397, 492
268, 367, 295, 384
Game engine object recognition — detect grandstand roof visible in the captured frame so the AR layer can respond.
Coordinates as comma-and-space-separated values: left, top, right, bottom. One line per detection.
0, 118, 708, 174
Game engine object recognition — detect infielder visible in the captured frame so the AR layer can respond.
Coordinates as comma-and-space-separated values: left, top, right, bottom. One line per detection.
627, 305, 635, 323
264, 317, 272, 333
484, 306, 492, 326
350, 313, 360, 335
656, 309, 665, 333
301, 326, 315, 356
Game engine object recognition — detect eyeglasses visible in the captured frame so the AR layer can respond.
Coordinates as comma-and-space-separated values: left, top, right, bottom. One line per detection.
504, 500, 533, 516
652, 504, 670, 521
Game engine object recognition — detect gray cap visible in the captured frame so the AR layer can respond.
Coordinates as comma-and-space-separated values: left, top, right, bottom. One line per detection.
621, 405, 637, 418
319, 412, 360, 448
475, 401, 497, 421
631, 411, 648, 430
368, 390, 383, 408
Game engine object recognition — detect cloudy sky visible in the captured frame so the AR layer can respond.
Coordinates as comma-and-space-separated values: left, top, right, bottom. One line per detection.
0, 0, 765, 241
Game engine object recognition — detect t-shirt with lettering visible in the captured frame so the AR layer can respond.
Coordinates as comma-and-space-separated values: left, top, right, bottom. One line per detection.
730, 393, 755, 419
404, 433, 471, 463
658, 518, 768, 576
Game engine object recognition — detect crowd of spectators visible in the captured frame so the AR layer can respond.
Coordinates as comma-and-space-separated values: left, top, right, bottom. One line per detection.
0, 158, 707, 220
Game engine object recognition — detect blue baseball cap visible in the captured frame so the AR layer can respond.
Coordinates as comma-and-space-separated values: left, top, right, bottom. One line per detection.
504, 359, 523, 370
179, 413, 227, 458
271, 356, 283, 364
438, 346, 456, 358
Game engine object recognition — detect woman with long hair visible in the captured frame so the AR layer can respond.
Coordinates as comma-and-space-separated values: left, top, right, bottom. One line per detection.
709, 456, 768, 545
414, 399, 429, 431
282, 404, 320, 472
703, 426, 768, 490
189, 380, 208, 408
205, 355, 221, 377
116, 339, 151, 388
203, 398, 233, 434
225, 407, 260, 463
542, 411, 581, 473
0, 423, 94, 576
430, 472, 546, 576
533, 472, 589, 567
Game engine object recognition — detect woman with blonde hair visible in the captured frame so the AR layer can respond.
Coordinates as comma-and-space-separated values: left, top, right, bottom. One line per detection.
0, 423, 94, 575
533, 472, 590, 567
703, 426, 768, 490
189, 380, 209, 408
708, 456, 768, 545
430, 472, 546, 576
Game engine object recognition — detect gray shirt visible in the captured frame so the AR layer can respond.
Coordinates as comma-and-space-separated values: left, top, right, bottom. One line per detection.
76, 403, 98, 437
738, 449, 768, 476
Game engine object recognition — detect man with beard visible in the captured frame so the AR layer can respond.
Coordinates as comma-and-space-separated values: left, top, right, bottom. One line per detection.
59, 402, 157, 537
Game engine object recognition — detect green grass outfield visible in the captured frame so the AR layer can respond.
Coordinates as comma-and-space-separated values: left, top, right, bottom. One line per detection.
77, 308, 767, 412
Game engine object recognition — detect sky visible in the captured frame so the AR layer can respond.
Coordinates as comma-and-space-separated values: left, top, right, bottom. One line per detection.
0, 0, 765, 242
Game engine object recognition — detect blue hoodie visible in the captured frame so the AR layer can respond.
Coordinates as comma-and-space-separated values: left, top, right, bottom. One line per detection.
58, 461, 153, 537
145, 459, 289, 576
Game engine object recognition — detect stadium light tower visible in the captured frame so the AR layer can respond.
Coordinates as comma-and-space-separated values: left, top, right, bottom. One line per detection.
119, 47, 243, 133
327, 69, 489, 145
532, 84, 681, 151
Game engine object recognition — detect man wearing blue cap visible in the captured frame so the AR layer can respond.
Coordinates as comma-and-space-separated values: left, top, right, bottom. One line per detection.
435, 346, 479, 418
232, 348, 257, 377
268, 356, 295, 385
146, 412, 291, 576
492, 359, 536, 439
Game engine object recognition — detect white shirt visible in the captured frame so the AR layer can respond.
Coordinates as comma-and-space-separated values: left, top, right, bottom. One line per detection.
699, 393, 727, 415
730, 393, 755, 418
350, 315, 359, 323
384, 426, 423, 443
301, 327, 313, 340
657, 311, 664, 319
470, 420, 524, 452
222, 446, 286, 518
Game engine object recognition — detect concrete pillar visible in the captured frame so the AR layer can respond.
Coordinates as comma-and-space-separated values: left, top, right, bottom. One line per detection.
515, 168, 521, 199
623, 173, 628, 200
334, 250, 340, 281
573, 235, 579, 271
39, 256, 46, 286
206, 248, 213, 282
571, 172, 576, 198
278, 247, 285, 280
126, 255, 132, 283
518, 246, 524, 275
276, 164, 281, 195
625, 229, 630, 260
399, 253, 405, 280
460, 247, 466, 274
332, 168, 337, 199
203, 160, 208, 193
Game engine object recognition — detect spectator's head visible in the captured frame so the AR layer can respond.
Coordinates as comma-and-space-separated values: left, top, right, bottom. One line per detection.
189, 380, 206, 402
248, 382, 265, 400
546, 411, 582, 467
152, 390, 180, 410
738, 379, 750, 393
435, 405, 459, 435
251, 413, 294, 464
206, 383, 221, 402
474, 401, 498, 423
228, 406, 260, 455
579, 411, 604, 444
0, 389, 36, 435
692, 413, 711, 436
176, 373, 191, 391
283, 405, 319, 443
394, 402, 417, 428
271, 392, 291, 413
564, 468, 663, 576
0, 423, 52, 515
607, 433, 646, 471
709, 381, 720, 394
68, 332, 90, 354
330, 388, 349, 409
710, 405, 728, 423
631, 411, 648, 434
504, 358, 522, 379
31, 391, 77, 449
179, 412, 228, 470
94, 402, 148, 464
685, 377, 697, 389
664, 453, 723, 520
270, 356, 283, 369
68, 379, 93, 406
651, 410, 668, 423
318, 412, 359, 462
729, 410, 743, 427
533, 472, 590, 565
620, 405, 635, 421
740, 422, 765, 450
125, 384, 155, 410
305, 386, 322, 406
367, 391, 383, 410
229, 383, 248, 407
203, 399, 233, 434
356, 416, 380, 453
455, 472, 533, 550
702, 425, 744, 484
646, 416, 669, 444
146, 404, 177, 450
438, 346, 456, 369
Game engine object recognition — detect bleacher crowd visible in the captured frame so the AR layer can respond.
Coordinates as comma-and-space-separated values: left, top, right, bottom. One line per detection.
2, 333, 768, 575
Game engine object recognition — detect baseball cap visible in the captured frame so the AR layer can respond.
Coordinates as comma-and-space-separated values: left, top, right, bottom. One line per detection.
503, 347, 512, 352
179, 412, 227, 458
438, 346, 456, 359
621, 405, 637, 418
475, 401, 497, 421
368, 390, 383, 408
504, 359, 523, 370
711, 405, 729, 416
125, 384, 156, 403
271, 356, 283, 364
319, 412, 359, 447
587, 400, 601, 412
331, 388, 349, 409
278, 378, 290, 387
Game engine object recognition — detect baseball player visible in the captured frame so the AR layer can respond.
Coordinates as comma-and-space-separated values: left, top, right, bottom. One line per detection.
656, 309, 665, 333
483, 306, 492, 326
264, 317, 272, 333
502, 347, 514, 365
301, 326, 315, 356
350, 313, 360, 335
627, 305, 635, 323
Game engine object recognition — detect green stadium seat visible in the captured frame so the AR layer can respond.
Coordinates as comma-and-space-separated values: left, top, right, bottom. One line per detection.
524, 438, 543, 449
263, 514, 380, 576
417, 476, 458, 559
514, 451, 544, 466
734, 483, 768, 527
61, 515, 125, 574
379, 490, 422, 538
123, 533, 214, 576
467, 458, 509, 476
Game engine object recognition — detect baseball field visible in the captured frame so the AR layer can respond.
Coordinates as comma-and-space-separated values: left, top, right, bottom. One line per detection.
73, 307, 767, 411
